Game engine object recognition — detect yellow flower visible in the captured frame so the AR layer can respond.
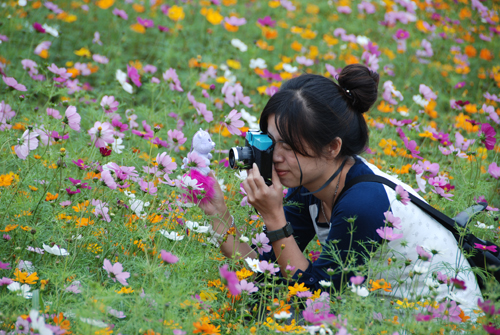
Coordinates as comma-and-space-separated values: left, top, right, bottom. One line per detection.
132, 3, 145, 12
74, 47, 91, 58
205, 8, 223, 25
14, 269, 39, 285
226, 59, 241, 69
0, 174, 15, 187
0, 224, 18, 232
288, 282, 309, 297
95, 0, 114, 9
130, 23, 146, 34
115, 286, 134, 294
236, 268, 253, 280
45, 192, 59, 201
168, 5, 185, 22
323, 34, 338, 46
268, 1, 280, 8
306, 4, 320, 14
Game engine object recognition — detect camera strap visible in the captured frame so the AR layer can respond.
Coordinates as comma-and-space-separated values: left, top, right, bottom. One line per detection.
285, 156, 349, 200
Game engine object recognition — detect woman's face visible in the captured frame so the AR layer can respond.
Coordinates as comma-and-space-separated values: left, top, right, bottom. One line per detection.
267, 114, 331, 189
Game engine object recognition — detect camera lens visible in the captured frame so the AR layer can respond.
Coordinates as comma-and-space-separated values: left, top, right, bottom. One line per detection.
229, 146, 253, 169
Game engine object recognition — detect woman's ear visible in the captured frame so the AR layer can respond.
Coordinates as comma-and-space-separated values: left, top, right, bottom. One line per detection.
327, 137, 342, 159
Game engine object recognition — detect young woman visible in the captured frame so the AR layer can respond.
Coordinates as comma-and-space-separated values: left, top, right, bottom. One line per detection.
199, 64, 482, 312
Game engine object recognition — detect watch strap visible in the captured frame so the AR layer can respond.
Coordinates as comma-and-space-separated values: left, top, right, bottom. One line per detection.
265, 222, 294, 243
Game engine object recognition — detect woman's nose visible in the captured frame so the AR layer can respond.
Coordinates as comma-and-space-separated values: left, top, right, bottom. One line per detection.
272, 147, 284, 163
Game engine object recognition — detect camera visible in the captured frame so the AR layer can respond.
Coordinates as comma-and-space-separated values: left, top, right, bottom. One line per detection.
229, 130, 274, 185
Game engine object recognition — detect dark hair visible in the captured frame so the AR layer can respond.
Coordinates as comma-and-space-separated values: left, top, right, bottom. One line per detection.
260, 64, 379, 158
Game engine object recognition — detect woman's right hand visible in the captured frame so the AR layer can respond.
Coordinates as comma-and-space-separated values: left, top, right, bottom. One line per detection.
197, 171, 228, 217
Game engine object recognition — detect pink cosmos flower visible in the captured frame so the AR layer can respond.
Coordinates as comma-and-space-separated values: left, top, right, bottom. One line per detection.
236, 279, 258, 294
383, 211, 402, 229
112, 8, 128, 20
376, 226, 403, 241
103, 259, 130, 286
182, 151, 207, 170
93, 31, 103, 45
252, 232, 272, 255
478, 123, 497, 150
296, 56, 314, 66
222, 109, 244, 136
258, 260, 280, 275
72, 159, 89, 169
350, 276, 365, 285
48, 63, 71, 82
15, 129, 39, 160
46, 108, 62, 119
163, 68, 183, 92
137, 17, 154, 28
34, 41, 51, 56
428, 300, 461, 323
2, 76, 27, 91
337, 6, 352, 14
156, 152, 177, 174
431, 186, 453, 201
0, 100, 15, 126
101, 170, 117, 190
416, 245, 432, 261
88, 121, 115, 148
100, 95, 119, 113
419, 84, 437, 101
395, 185, 410, 205
167, 129, 187, 152
219, 264, 241, 296
488, 162, 500, 179
139, 179, 157, 195
131, 120, 154, 140
195, 102, 214, 123
160, 250, 179, 264
393, 29, 409, 40
92, 54, 109, 64
93, 199, 111, 222
357, 1, 376, 14
224, 16, 247, 26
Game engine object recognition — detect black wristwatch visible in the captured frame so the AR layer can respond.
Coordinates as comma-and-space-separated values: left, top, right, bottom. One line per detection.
265, 222, 294, 243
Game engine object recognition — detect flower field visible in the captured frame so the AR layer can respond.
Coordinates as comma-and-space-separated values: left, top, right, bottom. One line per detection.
1, 0, 500, 334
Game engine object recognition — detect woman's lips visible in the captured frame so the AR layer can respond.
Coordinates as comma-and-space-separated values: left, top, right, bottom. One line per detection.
275, 169, 288, 177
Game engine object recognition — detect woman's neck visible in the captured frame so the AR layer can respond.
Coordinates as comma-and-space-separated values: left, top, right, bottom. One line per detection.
314, 156, 355, 212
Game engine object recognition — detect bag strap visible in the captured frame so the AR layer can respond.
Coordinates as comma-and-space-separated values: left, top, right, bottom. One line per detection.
335, 174, 462, 239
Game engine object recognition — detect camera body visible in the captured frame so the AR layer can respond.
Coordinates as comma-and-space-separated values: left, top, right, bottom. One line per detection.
229, 130, 274, 185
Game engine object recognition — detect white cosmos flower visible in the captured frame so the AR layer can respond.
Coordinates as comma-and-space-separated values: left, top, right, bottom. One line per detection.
303, 325, 334, 335
356, 35, 370, 46
217, 178, 227, 192
79, 318, 108, 328
112, 137, 124, 154
245, 257, 263, 273
116, 69, 133, 94
178, 175, 203, 191
43, 243, 70, 256
425, 277, 440, 289
319, 280, 332, 287
185, 221, 210, 234
159, 230, 185, 241
125, 191, 150, 218
239, 235, 249, 243
412, 94, 429, 107
235, 170, 247, 180
282, 63, 298, 73
30, 310, 54, 335
350, 284, 369, 297
18, 0, 27, 6
274, 311, 292, 319
413, 263, 429, 275
476, 221, 495, 229
7, 282, 32, 299
42, 24, 59, 37
249, 58, 267, 69
231, 38, 247, 52
240, 108, 259, 129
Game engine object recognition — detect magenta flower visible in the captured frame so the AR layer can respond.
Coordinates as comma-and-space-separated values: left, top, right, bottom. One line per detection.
219, 264, 241, 296
100, 95, 119, 113
393, 29, 409, 40
15, 129, 39, 160
0, 277, 13, 286
415, 313, 434, 322
131, 120, 154, 140
33, 22, 46, 33
303, 295, 337, 325
64, 106, 81, 131
236, 279, 258, 294
167, 129, 187, 152
222, 109, 245, 136
478, 123, 497, 150
112, 8, 128, 20
127, 65, 141, 87
160, 250, 179, 264
474, 243, 498, 253
383, 211, 402, 229
478, 299, 499, 316
395, 185, 410, 205
88, 121, 114, 148
72, 159, 89, 170
137, 17, 155, 28
103, 259, 130, 286
0, 261, 10, 270
257, 16, 276, 27
2, 76, 27, 91
376, 226, 403, 241
251, 232, 272, 255
139, 179, 157, 195
488, 162, 500, 179
431, 186, 454, 201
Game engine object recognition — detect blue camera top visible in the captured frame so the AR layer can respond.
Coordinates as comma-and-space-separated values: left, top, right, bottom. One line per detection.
246, 130, 273, 150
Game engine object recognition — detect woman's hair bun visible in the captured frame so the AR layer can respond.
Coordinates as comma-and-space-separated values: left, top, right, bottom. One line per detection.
337, 64, 379, 114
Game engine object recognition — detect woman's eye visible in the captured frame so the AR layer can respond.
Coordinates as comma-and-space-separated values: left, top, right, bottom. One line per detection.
281, 142, 292, 151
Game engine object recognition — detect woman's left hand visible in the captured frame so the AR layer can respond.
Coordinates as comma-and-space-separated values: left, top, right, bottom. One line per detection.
242, 163, 285, 224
